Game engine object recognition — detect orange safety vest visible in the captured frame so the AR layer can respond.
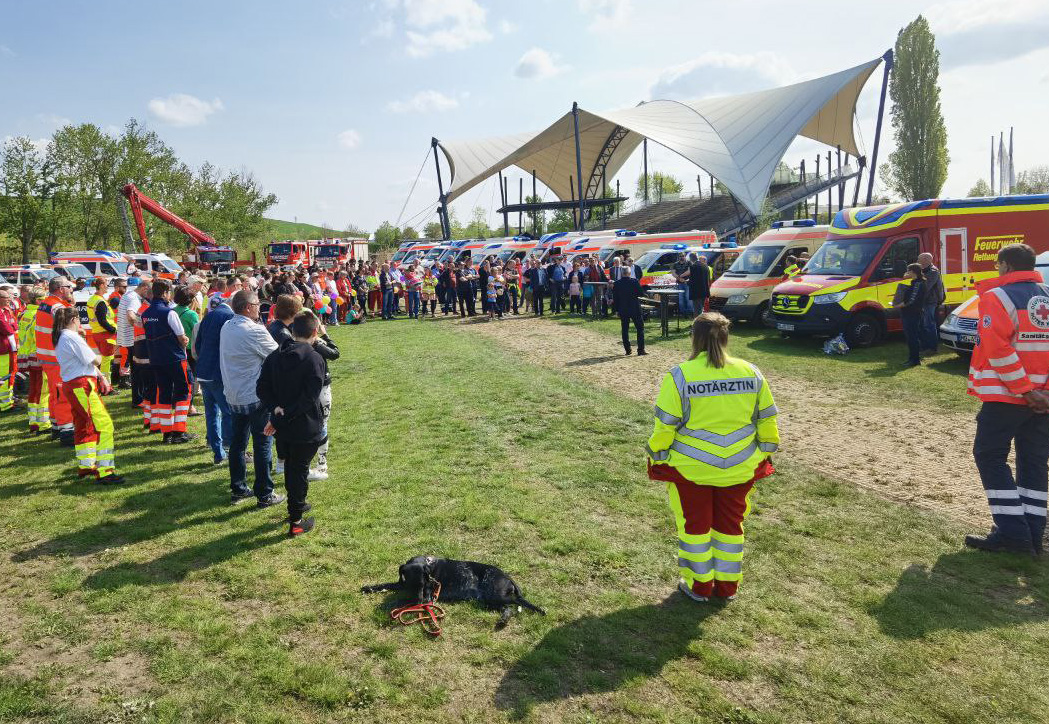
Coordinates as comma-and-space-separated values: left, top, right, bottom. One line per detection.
132, 300, 148, 343
34, 295, 71, 366
968, 270, 1049, 405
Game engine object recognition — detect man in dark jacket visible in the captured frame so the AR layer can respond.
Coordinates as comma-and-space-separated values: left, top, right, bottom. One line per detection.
688, 253, 711, 316
917, 253, 946, 354
258, 311, 326, 537
612, 267, 646, 355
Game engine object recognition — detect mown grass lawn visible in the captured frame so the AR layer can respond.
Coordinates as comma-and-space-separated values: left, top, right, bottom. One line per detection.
0, 317, 1046, 723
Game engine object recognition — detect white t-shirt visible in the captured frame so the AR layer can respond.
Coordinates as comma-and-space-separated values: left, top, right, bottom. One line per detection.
56, 330, 98, 382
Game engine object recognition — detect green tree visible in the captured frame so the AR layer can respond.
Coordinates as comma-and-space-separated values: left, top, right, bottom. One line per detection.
547, 208, 575, 233
884, 16, 949, 201
967, 178, 993, 197
401, 226, 419, 240
0, 137, 47, 263
373, 221, 400, 250
464, 206, 489, 239
423, 221, 443, 240
523, 194, 545, 236
635, 172, 683, 201
1014, 166, 1049, 194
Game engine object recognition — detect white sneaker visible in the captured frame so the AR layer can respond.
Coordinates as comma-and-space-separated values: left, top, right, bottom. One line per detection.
274, 460, 284, 475
678, 580, 709, 602
308, 469, 329, 481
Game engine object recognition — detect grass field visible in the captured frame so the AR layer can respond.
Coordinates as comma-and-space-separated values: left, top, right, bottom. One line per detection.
1, 316, 1047, 723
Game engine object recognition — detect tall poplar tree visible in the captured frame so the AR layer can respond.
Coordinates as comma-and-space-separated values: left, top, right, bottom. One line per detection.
884, 16, 949, 201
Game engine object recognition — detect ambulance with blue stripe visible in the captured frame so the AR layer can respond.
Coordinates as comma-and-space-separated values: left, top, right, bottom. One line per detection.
768, 195, 1049, 347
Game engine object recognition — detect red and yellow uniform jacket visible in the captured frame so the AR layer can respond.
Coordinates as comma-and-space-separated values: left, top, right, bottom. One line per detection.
968, 270, 1049, 404
34, 295, 71, 366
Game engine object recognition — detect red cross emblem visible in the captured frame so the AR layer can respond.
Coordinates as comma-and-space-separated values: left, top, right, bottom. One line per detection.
1028, 296, 1049, 329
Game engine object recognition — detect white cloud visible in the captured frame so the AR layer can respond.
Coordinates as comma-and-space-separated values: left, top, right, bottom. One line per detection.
401, 0, 492, 57
926, 0, 1046, 34
578, 0, 631, 30
387, 90, 460, 113
370, 18, 395, 39
37, 113, 71, 128
337, 129, 362, 149
0, 44, 13, 57
147, 93, 224, 127
498, 19, 516, 34
513, 47, 568, 80
649, 51, 795, 100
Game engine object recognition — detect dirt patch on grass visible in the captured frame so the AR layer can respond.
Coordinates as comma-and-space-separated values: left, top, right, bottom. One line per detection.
459, 315, 990, 527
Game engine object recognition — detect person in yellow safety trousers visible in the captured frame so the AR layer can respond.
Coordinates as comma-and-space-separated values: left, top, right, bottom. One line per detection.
35, 276, 76, 446
86, 276, 117, 386
647, 312, 780, 602
52, 307, 124, 485
17, 287, 46, 433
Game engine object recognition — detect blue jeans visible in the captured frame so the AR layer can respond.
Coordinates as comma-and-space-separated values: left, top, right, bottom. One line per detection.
228, 401, 274, 499
200, 378, 232, 460
678, 290, 693, 316
407, 290, 421, 318
382, 289, 395, 319
919, 304, 940, 352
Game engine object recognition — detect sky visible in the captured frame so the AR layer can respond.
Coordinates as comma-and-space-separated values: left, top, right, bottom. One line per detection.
2, 0, 1047, 235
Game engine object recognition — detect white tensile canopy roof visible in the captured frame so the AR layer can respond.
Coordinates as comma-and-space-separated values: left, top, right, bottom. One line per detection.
437, 56, 883, 217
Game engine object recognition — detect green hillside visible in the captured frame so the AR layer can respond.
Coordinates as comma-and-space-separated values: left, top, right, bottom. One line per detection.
260, 218, 368, 241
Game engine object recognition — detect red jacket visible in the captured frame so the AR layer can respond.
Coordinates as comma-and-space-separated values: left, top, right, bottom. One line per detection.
968, 270, 1049, 404
0, 307, 17, 354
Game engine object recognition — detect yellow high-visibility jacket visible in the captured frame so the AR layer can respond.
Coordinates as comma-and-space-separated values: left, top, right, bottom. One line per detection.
18, 304, 39, 357
647, 353, 780, 486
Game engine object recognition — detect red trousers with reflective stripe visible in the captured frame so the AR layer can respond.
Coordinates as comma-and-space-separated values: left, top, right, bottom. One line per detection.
41, 363, 73, 428
650, 460, 773, 598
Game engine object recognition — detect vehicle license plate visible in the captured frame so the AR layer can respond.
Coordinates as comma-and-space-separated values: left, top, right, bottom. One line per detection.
776, 323, 795, 331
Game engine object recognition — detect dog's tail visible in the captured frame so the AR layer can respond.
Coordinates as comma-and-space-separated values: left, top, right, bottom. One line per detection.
515, 589, 546, 615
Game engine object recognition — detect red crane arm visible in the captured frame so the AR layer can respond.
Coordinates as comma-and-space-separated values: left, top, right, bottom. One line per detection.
120, 183, 216, 253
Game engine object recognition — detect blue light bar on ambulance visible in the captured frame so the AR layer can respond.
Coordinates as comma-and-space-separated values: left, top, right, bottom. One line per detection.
615, 230, 637, 236
771, 219, 817, 229
659, 243, 689, 250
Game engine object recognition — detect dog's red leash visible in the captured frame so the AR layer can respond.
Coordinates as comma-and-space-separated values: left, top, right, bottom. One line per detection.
390, 581, 446, 636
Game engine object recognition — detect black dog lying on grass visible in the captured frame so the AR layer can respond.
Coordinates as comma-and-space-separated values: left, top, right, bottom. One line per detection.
361, 555, 546, 628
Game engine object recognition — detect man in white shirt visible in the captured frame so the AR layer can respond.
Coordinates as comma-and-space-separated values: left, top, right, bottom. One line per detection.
220, 289, 283, 508
116, 277, 145, 406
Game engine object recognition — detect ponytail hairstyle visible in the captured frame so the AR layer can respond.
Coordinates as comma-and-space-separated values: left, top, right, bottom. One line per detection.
690, 312, 731, 368
51, 306, 79, 347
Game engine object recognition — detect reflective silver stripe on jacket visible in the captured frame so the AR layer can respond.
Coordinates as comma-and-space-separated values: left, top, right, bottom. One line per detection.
654, 405, 681, 425
678, 423, 755, 447
670, 365, 690, 421
670, 439, 758, 468
758, 442, 779, 452
646, 443, 669, 461
989, 287, 1019, 328
756, 404, 778, 419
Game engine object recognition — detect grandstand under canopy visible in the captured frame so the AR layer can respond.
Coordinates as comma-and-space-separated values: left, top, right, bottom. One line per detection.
435, 53, 889, 222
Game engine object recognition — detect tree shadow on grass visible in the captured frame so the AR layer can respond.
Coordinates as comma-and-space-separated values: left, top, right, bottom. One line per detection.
81, 522, 282, 589
872, 550, 1049, 639
11, 481, 251, 562
494, 593, 720, 719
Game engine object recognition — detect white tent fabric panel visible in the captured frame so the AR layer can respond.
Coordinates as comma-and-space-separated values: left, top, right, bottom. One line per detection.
438, 56, 883, 216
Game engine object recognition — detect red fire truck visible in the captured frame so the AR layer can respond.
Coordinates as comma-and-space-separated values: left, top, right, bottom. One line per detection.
120, 183, 253, 274
267, 240, 311, 267
768, 195, 1049, 346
